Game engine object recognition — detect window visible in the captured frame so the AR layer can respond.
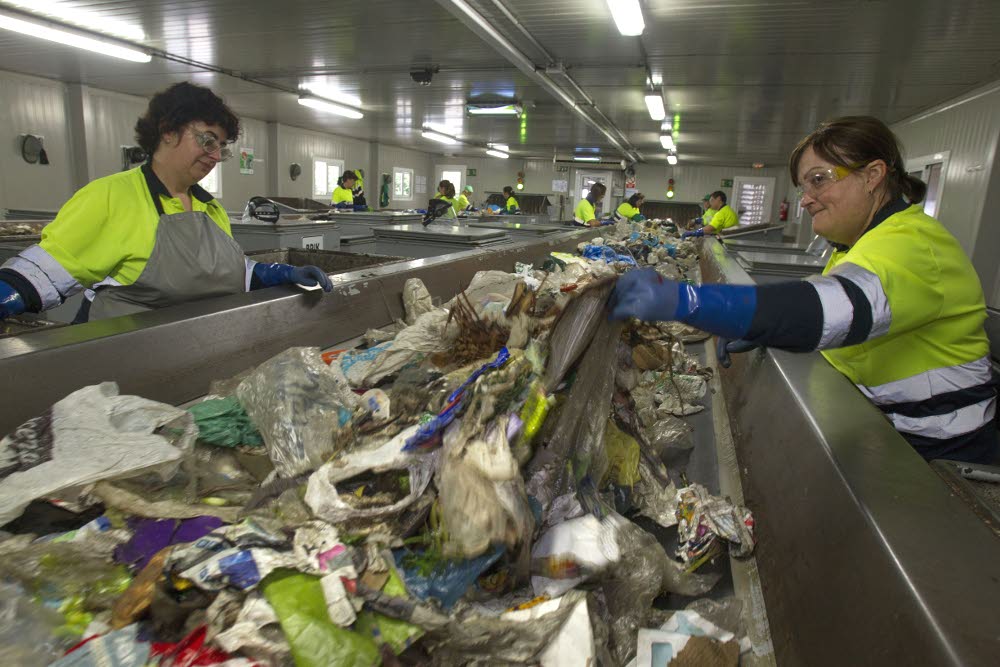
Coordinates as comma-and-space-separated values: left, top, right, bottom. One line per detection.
905, 152, 949, 218
313, 158, 344, 199
393, 167, 413, 201
437, 164, 465, 194
200, 163, 221, 197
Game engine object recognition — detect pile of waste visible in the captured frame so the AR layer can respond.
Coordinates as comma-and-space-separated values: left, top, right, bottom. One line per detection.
0, 218, 758, 666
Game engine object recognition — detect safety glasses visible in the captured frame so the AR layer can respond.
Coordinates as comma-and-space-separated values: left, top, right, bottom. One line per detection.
796, 164, 863, 198
190, 128, 234, 161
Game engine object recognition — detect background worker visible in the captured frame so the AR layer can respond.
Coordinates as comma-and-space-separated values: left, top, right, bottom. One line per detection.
456, 184, 473, 213
0, 82, 331, 324
503, 186, 519, 213
684, 191, 738, 238
435, 180, 458, 218
574, 182, 608, 227
616, 192, 647, 222
352, 168, 366, 209
332, 170, 357, 208
611, 115, 996, 464
689, 193, 715, 229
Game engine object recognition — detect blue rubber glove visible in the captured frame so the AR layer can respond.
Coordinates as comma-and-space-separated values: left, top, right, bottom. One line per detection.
717, 338, 761, 368
681, 228, 705, 240
334, 202, 353, 210
252, 263, 333, 292
0, 280, 26, 320
608, 269, 757, 339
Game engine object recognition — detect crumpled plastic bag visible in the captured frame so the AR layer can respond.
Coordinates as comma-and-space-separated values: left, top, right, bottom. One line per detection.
403, 277, 434, 324
50, 624, 151, 667
237, 347, 362, 477
305, 425, 438, 525
394, 545, 504, 611
676, 484, 756, 563
213, 593, 292, 665
603, 419, 641, 487
437, 416, 535, 559
187, 397, 264, 448
340, 309, 457, 387
503, 595, 595, 667
0, 382, 196, 526
530, 514, 621, 598
0, 581, 70, 665
602, 516, 721, 665
447, 270, 523, 309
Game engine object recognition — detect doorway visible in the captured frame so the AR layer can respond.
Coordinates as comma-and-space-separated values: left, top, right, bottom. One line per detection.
905, 151, 949, 218
436, 164, 465, 195
574, 170, 614, 217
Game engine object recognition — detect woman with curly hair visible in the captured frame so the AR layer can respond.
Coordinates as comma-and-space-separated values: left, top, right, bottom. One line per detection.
0, 82, 331, 323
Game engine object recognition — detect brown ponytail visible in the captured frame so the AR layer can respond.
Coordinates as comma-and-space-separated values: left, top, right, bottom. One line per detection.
789, 116, 926, 205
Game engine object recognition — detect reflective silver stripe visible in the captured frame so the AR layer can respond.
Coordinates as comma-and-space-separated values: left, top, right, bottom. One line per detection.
858, 355, 993, 405
84, 276, 123, 302
886, 395, 996, 439
574, 216, 586, 224
1, 244, 81, 310
244, 258, 257, 292
805, 275, 854, 349
828, 261, 892, 339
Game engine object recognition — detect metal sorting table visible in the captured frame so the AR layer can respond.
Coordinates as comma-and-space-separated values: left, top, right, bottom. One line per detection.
734, 250, 827, 282
230, 219, 341, 252
719, 224, 785, 242
373, 223, 510, 258
465, 221, 567, 240
700, 237, 1000, 665
463, 213, 553, 226
2, 231, 998, 664
323, 211, 424, 237
721, 239, 812, 255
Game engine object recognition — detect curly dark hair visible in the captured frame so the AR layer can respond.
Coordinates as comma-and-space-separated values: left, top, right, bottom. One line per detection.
135, 82, 240, 155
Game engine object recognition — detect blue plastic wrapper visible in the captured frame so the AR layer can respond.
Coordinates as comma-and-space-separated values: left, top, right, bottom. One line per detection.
403, 348, 510, 452
581, 244, 637, 266
394, 545, 504, 610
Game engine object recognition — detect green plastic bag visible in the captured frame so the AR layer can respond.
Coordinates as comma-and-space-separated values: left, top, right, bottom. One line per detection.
188, 397, 264, 448
263, 570, 379, 667
602, 419, 641, 487
354, 568, 424, 654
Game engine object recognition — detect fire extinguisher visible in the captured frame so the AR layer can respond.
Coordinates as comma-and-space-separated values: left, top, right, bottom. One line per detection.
779, 198, 789, 222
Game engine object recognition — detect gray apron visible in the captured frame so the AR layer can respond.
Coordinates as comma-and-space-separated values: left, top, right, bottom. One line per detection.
89, 208, 246, 321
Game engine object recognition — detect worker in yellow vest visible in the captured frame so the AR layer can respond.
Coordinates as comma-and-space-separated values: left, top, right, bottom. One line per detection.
456, 185, 473, 213
683, 190, 738, 238
0, 82, 331, 323
574, 182, 608, 226
502, 186, 519, 214
611, 116, 996, 463
615, 192, 646, 222
332, 171, 357, 208
435, 180, 458, 219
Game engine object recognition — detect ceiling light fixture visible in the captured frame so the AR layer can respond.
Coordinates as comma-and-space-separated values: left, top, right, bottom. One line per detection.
488, 143, 510, 153
297, 96, 364, 120
486, 149, 510, 159
421, 130, 458, 145
667, 151, 678, 166
2, 0, 145, 41
299, 84, 362, 109
644, 94, 665, 121
467, 102, 522, 116
660, 134, 675, 150
0, 10, 151, 62
574, 156, 601, 162
607, 0, 644, 36
425, 122, 461, 137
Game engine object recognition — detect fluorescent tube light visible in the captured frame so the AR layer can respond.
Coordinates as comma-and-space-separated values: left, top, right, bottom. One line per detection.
299, 84, 362, 109
660, 134, 675, 150
667, 153, 678, 165
488, 143, 510, 152
425, 122, 461, 137
607, 0, 644, 36
2, 0, 145, 41
297, 96, 364, 120
486, 149, 510, 159
645, 94, 665, 121
422, 130, 458, 145
574, 156, 601, 162
467, 103, 522, 116
0, 11, 150, 62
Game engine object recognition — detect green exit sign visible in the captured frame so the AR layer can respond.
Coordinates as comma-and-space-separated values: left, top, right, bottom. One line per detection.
721, 179, 733, 187
467, 168, 477, 177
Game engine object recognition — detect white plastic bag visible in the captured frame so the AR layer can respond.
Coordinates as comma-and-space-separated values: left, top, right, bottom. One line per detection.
0, 382, 195, 526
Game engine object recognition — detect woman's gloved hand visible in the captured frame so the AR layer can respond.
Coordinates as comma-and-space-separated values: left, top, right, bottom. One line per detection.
716, 337, 761, 368
252, 263, 333, 292
608, 269, 679, 322
681, 228, 705, 240
0, 280, 26, 320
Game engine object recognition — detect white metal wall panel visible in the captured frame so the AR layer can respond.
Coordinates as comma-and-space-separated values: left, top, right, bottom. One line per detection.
276, 124, 370, 201
84, 87, 148, 180
0, 71, 74, 214
218, 116, 269, 210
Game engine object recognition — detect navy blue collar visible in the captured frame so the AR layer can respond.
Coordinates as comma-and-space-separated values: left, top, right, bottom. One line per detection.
142, 163, 216, 216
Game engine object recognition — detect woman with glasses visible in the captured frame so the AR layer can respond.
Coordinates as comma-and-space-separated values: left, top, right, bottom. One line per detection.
0, 82, 331, 323
610, 116, 996, 464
